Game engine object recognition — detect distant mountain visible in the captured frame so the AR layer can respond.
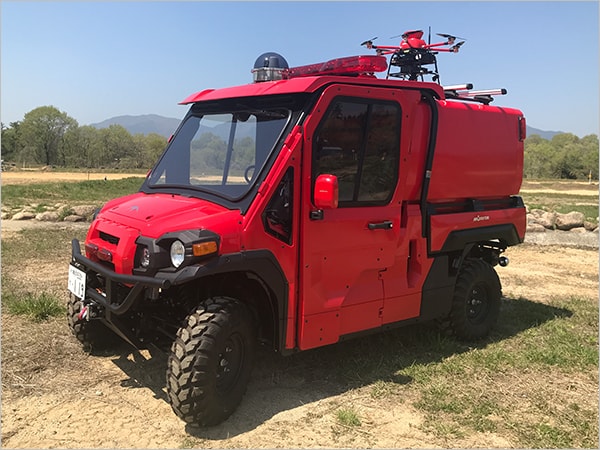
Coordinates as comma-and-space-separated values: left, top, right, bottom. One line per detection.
91, 114, 567, 142
90, 114, 181, 138
526, 126, 563, 140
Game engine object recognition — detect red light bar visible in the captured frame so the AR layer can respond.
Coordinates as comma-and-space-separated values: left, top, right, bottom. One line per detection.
288, 55, 387, 78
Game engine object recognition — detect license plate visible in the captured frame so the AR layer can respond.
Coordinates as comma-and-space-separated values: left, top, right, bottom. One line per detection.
68, 264, 86, 299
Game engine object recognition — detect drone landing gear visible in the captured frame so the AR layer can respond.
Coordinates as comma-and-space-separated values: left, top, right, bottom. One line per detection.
386, 48, 441, 83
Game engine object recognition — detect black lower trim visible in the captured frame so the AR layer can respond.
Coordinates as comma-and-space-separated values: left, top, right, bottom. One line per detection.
420, 254, 455, 321
438, 224, 522, 254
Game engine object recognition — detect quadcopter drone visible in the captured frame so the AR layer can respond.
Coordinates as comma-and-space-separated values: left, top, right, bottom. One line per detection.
361, 29, 466, 83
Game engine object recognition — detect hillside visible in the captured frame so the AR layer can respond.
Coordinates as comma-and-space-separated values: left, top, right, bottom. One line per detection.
90, 114, 181, 138
526, 126, 563, 140
90, 114, 565, 141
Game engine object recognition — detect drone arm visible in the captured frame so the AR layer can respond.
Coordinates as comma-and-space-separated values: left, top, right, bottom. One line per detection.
426, 42, 450, 49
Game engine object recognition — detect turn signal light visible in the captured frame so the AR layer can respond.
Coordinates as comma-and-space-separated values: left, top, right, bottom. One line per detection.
192, 241, 218, 257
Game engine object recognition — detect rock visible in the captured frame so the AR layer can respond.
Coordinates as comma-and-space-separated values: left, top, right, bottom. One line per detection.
11, 212, 36, 221
1, 212, 10, 220
555, 211, 585, 231
526, 223, 547, 233
63, 215, 85, 222
528, 210, 556, 229
583, 221, 598, 232
36, 211, 60, 222
528, 208, 545, 217
570, 227, 588, 233
71, 205, 97, 218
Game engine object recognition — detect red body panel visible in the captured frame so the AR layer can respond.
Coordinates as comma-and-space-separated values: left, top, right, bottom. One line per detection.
297, 84, 434, 350
239, 126, 303, 350
429, 100, 524, 202
86, 193, 244, 274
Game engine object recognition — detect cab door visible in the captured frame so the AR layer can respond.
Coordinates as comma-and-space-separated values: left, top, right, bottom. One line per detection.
298, 84, 403, 350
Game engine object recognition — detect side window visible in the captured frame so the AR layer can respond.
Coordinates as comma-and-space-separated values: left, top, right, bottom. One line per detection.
263, 167, 293, 244
313, 98, 400, 206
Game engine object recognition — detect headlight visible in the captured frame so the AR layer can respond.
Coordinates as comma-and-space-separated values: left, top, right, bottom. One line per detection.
170, 240, 185, 268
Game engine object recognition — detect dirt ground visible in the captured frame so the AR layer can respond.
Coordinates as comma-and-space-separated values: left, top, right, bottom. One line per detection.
1, 173, 598, 448
1, 170, 145, 185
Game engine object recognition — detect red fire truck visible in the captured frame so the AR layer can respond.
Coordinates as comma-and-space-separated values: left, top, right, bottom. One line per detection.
67, 42, 526, 426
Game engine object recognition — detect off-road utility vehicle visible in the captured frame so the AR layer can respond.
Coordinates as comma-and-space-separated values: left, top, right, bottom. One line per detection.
68, 39, 526, 426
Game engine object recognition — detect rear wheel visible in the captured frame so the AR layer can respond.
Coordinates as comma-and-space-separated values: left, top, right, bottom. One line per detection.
448, 258, 502, 340
67, 294, 119, 352
166, 297, 257, 426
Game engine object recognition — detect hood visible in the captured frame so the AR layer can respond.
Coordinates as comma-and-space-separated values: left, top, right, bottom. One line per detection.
98, 192, 243, 239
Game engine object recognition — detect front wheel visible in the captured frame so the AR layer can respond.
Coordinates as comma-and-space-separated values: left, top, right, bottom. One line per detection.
166, 297, 257, 426
448, 259, 502, 340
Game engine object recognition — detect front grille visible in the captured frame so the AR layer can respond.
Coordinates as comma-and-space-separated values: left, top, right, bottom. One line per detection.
99, 231, 120, 245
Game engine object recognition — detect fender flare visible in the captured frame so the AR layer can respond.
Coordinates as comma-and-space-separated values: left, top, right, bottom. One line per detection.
156, 250, 289, 351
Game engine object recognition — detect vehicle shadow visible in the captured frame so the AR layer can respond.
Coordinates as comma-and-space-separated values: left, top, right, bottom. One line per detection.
108, 295, 572, 438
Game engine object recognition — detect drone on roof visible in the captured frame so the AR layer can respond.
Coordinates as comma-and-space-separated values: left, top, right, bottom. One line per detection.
361, 29, 466, 83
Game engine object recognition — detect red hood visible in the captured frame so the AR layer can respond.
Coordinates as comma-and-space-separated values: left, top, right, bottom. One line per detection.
98, 192, 242, 241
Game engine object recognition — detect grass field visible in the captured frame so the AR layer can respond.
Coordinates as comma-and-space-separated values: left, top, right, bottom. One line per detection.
1, 175, 598, 448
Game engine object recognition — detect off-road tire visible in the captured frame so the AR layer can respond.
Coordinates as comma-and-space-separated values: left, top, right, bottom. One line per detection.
166, 297, 257, 427
67, 293, 119, 352
448, 258, 502, 340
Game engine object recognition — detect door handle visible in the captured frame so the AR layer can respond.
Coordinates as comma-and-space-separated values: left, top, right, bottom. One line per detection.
368, 220, 393, 230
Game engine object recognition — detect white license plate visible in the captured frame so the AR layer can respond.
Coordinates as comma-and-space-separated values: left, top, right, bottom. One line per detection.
68, 265, 86, 299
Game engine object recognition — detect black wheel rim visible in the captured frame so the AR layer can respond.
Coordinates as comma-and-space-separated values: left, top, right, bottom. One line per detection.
467, 282, 489, 324
216, 332, 245, 392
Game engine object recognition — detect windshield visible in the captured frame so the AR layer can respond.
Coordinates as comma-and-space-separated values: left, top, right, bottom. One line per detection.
146, 105, 290, 200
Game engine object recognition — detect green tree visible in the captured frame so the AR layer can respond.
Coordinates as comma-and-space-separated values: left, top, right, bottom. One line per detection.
1, 121, 22, 163
63, 125, 100, 168
97, 124, 135, 168
579, 134, 599, 180
18, 106, 78, 166
524, 132, 599, 180
142, 133, 168, 167
524, 136, 554, 178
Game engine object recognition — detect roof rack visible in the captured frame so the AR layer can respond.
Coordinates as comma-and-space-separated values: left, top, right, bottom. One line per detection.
443, 84, 507, 105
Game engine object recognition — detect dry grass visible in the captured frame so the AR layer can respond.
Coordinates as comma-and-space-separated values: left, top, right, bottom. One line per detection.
1, 178, 598, 448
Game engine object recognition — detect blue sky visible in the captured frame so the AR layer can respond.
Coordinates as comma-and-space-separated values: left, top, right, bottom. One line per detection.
1, 1, 598, 137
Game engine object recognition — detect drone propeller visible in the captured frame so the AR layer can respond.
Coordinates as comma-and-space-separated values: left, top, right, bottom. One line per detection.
390, 30, 423, 40
437, 33, 467, 43
449, 40, 466, 52
360, 37, 378, 46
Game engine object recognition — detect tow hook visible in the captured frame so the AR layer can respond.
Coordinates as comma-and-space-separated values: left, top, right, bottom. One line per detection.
499, 256, 509, 267
78, 305, 89, 321
78, 301, 101, 321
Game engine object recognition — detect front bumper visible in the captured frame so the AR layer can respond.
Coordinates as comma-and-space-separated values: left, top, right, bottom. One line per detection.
71, 239, 171, 316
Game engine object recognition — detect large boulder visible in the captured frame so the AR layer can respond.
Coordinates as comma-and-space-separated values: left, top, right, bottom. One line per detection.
11, 211, 36, 221
71, 205, 97, 219
528, 209, 556, 229
555, 211, 585, 231
36, 211, 60, 222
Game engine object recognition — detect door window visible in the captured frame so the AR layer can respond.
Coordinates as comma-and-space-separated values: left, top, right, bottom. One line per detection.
312, 98, 401, 206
